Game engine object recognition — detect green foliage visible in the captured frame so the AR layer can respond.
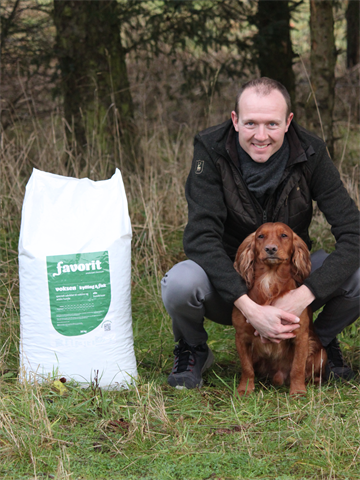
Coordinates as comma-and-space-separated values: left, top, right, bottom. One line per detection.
122, 0, 256, 99
1, 0, 54, 129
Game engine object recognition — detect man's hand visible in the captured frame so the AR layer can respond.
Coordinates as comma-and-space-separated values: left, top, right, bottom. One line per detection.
234, 285, 315, 344
234, 294, 301, 344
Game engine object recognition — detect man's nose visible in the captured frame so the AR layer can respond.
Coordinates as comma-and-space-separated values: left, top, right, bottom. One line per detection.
254, 125, 267, 141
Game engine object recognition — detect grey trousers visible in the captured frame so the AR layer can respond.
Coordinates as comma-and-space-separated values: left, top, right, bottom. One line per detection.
161, 250, 360, 348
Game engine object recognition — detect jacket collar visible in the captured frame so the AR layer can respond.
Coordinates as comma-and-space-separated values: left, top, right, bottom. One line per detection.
287, 121, 314, 165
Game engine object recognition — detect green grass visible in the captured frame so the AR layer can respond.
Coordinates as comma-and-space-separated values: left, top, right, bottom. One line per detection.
0, 162, 359, 480
1, 251, 360, 480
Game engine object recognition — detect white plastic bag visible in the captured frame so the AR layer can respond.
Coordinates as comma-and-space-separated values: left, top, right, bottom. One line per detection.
18, 168, 137, 388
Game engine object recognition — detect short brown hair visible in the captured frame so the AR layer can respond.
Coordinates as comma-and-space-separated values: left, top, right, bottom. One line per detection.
234, 77, 292, 118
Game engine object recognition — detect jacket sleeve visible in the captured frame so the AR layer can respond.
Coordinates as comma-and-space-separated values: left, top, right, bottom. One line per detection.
304, 144, 360, 299
183, 135, 248, 304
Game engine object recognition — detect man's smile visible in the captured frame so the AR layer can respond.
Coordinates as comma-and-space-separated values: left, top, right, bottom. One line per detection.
252, 143, 270, 149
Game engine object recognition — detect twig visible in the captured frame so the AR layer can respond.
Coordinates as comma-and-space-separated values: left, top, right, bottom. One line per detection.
299, 54, 330, 158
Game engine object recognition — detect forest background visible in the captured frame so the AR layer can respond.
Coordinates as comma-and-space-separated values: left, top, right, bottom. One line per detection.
1, 1, 360, 479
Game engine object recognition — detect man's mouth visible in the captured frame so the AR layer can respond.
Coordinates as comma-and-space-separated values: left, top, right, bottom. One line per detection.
252, 143, 270, 149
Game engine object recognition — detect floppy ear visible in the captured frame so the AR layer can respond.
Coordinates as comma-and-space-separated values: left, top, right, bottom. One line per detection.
291, 232, 311, 283
234, 232, 256, 289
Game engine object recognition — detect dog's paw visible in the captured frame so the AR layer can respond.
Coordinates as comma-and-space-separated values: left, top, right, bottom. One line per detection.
289, 386, 307, 397
237, 389, 253, 397
237, 381, 255, 396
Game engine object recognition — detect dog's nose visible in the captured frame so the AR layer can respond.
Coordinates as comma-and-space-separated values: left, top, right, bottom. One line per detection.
265, 245, 278, 255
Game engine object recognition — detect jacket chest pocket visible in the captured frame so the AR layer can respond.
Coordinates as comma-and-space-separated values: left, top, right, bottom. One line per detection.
276, 178, 313, 241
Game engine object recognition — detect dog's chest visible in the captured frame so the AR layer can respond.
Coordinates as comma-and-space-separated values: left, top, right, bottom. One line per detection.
260, 271, 275, 292
254, 340, 293, 361
258, 271, 281, 300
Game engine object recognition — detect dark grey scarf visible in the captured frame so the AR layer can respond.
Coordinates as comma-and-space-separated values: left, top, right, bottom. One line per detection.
236, 135, 289, 207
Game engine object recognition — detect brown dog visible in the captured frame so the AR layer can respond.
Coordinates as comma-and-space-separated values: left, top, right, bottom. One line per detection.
232, 222, 326, 396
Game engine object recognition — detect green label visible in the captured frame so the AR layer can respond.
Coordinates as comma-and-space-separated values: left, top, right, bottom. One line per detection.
47, 251, 111, 336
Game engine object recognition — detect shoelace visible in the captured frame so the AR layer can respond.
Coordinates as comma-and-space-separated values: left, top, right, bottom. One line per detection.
172, 342, 196, 373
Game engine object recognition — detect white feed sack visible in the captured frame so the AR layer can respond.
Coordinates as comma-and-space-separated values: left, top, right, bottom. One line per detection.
18, 168, 137, 388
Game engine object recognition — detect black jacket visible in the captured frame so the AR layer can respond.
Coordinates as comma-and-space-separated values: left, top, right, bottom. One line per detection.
183, 119, 360, 304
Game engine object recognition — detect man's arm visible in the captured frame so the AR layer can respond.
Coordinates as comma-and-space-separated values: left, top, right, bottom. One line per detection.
184, 133, 249, 304
234, 284, 315, 343
302, 141, 360, 299
271, 284, 315, 317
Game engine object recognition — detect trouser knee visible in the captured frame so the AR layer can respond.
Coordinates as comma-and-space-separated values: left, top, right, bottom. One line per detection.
162, 260, 233, 345
312, 264, 360, 346
161, 260, 209, 318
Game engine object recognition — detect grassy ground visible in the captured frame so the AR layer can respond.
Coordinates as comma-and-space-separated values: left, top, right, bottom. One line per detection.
0, 272, 360, 480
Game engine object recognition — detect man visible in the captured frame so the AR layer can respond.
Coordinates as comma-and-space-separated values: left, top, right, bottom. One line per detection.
161, 77, 360, 389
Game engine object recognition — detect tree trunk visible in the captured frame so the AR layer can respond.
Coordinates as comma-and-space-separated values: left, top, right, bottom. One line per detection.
252, 0, 296, 110
346, 0, 360, 68
306, 0, 336, 159
53, 0, 134, 163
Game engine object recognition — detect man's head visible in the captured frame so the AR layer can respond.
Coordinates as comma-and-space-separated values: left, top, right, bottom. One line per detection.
231, 77, 294, 163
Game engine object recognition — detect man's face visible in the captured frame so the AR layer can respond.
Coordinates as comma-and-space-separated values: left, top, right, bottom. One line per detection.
231, 87, 294, 163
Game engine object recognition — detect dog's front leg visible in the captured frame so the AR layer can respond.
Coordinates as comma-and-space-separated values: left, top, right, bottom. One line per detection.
289, 308, 310, 396
233, 308, 256, 396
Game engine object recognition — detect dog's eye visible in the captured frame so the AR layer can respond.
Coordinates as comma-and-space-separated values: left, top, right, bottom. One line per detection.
281, 234, 288, 238
258, 234, 264, 239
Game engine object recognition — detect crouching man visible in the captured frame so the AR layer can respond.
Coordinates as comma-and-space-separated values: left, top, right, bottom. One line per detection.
162, 77, 360, 389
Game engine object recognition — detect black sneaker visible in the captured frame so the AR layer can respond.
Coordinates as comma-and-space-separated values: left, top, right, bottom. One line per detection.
325, 337, 355, 381
167, 339, 214, 389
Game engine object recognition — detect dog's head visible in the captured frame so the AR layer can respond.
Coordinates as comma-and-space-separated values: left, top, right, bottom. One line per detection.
234, 223, 311, 288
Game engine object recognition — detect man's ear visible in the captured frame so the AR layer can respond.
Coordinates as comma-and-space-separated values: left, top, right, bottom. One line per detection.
285, 112, 294, 132
231, 111, 240, 132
